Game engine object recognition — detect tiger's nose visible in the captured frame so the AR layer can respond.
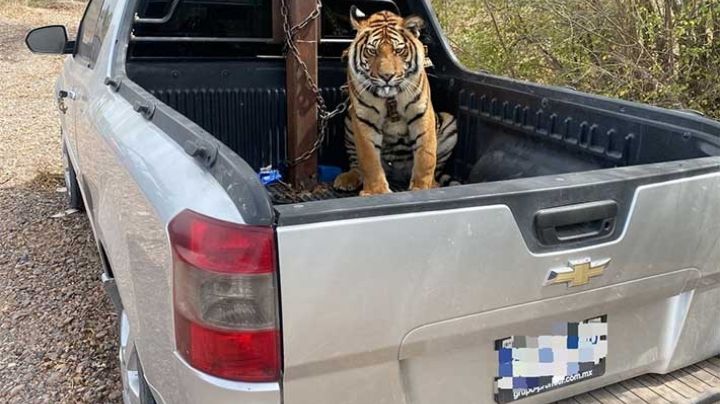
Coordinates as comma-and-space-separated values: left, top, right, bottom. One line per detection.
380, 73, 394, 83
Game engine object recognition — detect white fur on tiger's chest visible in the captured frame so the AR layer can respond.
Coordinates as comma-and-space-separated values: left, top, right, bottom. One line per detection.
382, 119, 408, 137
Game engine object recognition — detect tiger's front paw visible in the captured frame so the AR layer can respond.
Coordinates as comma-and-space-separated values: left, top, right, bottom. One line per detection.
333, 170, 363, 191
409, 178, 434, 191
359, 182, 392, 196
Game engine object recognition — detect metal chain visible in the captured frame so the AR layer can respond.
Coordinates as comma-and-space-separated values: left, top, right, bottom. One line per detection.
281, 0, 350, 166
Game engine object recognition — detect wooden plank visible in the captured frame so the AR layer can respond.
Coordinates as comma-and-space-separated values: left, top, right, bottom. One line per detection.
588, 388, 626, 404
697, 360, 720, 379
706, 356, 720, 371
672, 368, 713, 390
636, 374, 689, 402
685, 364, 720, 386
649, 373, 699, 397
573, 393, 601, 403
565, 360, 720, 403
619, 378, 671, 403
605, 381, 652, 404
285, 0, 319, 189
660, 371, 703, 395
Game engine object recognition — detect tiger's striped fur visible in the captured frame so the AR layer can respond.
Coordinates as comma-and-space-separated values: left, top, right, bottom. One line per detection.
339, 112, 458, 190
333, 8, 458, 195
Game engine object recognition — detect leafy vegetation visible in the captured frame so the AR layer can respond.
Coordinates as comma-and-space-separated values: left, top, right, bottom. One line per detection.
431, 0, 720, 119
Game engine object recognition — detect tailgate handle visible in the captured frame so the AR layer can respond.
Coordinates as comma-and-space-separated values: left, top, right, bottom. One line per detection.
534, 200, 618, 245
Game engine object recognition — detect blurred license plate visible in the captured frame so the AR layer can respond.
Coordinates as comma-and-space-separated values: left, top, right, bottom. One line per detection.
494, 316, 607, 403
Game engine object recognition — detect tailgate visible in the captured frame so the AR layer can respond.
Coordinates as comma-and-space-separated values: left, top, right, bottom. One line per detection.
276, 161, 720, 404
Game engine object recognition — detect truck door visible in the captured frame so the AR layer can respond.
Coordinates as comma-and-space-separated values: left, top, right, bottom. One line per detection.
65, 0, 112, 176
71, 0, 116, 219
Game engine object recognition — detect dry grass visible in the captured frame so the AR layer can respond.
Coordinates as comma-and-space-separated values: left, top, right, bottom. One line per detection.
0, 0, 85, 21
0, 0, 85, 188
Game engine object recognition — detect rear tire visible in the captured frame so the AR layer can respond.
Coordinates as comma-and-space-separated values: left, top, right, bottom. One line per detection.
62, 141, 84, 211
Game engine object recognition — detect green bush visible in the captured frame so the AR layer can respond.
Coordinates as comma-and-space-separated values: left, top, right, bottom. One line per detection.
431, 0, 720, 119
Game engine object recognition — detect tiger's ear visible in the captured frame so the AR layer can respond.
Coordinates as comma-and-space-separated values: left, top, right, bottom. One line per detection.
403, 15, 425, 37
350, 6, 368, 30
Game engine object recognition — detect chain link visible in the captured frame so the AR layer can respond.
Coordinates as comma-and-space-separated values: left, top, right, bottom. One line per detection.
281, 0, 350, 166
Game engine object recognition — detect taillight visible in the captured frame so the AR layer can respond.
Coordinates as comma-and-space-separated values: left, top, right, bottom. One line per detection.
169, 209, 280, 382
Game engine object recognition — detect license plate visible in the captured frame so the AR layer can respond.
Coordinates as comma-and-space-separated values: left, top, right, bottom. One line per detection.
494, 316, 607, 403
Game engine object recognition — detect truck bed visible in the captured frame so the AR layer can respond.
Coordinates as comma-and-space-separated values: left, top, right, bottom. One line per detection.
128, 58, 720, 207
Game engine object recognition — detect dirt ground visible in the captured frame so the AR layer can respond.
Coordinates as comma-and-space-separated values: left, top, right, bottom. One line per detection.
0, 2, 122, 403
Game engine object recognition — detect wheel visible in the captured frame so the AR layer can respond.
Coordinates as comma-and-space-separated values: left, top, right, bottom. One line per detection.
119, 311, 157, 404
61, 140, 84, 211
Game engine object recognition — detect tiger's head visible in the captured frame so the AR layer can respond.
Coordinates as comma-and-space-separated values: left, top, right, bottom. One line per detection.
347, 7, 426, 99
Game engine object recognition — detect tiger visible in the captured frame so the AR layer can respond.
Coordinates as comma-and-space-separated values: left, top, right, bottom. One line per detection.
333, 7, 458, 196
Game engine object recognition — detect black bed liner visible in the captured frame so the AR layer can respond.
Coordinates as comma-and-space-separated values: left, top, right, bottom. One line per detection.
127, 58, 720, 208
126, 58, 720, 172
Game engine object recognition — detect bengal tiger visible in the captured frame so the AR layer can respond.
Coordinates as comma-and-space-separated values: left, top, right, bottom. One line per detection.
333, 7, 458, 196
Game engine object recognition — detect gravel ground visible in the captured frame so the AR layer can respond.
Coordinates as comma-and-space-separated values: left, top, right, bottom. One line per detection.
0, 2, 122, 403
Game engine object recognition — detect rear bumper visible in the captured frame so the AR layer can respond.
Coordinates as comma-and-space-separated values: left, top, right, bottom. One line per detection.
146, 355, 281, 404
400, 268, 720, 403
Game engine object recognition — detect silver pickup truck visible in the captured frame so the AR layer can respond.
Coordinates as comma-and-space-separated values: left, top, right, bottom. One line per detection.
25, 0, 720, 403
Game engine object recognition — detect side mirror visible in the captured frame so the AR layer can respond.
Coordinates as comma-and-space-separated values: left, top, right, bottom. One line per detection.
25, 25, 73, 55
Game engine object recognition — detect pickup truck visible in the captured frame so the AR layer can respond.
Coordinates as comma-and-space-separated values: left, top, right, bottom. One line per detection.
25, 0, 720, 403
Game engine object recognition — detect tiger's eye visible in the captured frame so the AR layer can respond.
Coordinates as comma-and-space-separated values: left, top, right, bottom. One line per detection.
366, 47, 377, 56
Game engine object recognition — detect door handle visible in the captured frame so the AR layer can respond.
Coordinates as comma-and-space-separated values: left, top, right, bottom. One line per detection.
57, 90, 76, 114
58, 90, 76, 100
534, 200, 618, 245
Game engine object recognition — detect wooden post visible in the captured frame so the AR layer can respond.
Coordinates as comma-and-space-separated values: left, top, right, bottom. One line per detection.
286, 0, 319, 190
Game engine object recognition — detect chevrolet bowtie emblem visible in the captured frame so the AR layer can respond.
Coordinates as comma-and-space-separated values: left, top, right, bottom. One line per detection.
545, 258, 611, 287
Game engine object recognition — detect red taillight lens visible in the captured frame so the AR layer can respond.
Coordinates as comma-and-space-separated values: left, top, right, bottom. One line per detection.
170, 210, 275, 274
169, 210, 280, 383
175, 315, 280, 382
